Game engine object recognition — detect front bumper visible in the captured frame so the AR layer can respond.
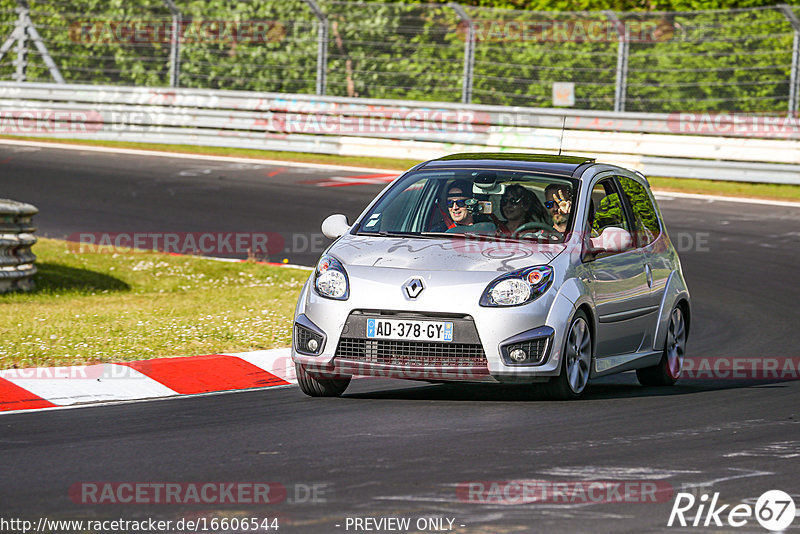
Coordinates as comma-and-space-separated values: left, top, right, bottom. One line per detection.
291, 267, 575, 384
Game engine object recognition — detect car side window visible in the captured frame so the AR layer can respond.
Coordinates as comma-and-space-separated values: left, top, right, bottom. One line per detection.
588, 179, 631, 237
618, 176, 661, 247
365, 177, 430, 232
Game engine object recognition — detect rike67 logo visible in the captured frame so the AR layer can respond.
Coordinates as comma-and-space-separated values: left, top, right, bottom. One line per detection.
668, 490, 796, 531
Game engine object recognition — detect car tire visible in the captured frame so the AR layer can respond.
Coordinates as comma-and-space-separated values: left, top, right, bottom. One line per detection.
546, 310, 592, 400
295, 363, 351, 397
636, 306, 687, 387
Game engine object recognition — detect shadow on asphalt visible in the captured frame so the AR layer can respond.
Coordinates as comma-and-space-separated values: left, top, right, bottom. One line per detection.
341, 375, 797, 402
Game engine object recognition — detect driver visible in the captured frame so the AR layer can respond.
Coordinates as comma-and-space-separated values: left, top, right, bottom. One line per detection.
445, 181, 475, 227
434, 180, 496, 234
498, 184, 550, 235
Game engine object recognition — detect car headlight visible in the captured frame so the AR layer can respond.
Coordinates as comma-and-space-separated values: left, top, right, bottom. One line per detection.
314, 254, 349, 300
480, 265, 553, 307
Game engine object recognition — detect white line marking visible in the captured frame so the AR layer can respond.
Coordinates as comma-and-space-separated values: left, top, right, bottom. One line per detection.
537, 467, 701, 480
676, 468, 774, 490
654, 190, 800, 208
0, 138, 403, 174
0, 347, 299, 414
2, 138, 796, 207
0, 380, 297, 416
2, 364, 178, 406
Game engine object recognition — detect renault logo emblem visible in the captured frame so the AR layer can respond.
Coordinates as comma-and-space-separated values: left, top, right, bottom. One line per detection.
403, 278, 425, 299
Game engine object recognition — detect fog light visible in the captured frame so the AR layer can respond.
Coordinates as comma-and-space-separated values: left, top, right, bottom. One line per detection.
509, 348, 527, 362
294, 320, 324, 355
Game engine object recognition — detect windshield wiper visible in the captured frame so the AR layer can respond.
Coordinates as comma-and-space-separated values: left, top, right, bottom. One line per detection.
421, 232, 536, 244
359, 231, 437, 239
359, 231, 557, 244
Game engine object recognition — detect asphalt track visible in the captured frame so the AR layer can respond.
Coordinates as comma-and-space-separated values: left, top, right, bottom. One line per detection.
1, 143, 799, 533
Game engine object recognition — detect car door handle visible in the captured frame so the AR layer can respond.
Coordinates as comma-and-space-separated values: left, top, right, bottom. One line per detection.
644, 263, 653, 288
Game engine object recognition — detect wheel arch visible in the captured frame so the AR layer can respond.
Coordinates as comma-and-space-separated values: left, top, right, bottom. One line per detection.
653, 270, 691, 351
675, 297, 691, 339
576, 302, 597, 352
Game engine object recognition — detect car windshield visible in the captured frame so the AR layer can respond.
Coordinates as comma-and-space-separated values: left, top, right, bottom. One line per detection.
357, 169, 578, 244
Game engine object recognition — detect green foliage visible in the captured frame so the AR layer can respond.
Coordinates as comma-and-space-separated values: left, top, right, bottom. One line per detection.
618, 176, 660, 243
379, 0, 795, 12
0, 1, 796, 113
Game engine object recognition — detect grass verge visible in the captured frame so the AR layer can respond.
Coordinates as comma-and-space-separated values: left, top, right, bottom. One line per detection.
0, 238, 309, 370
2, 135, 799, 202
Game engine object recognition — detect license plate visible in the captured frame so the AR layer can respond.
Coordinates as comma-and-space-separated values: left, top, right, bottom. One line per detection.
366, 318, 453, 342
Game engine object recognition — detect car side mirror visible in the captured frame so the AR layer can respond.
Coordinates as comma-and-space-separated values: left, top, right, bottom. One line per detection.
321, 214, 350, 239
589, 226, 633, 254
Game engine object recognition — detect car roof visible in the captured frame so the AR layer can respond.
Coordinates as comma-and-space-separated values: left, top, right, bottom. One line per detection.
418, 153, 596, 177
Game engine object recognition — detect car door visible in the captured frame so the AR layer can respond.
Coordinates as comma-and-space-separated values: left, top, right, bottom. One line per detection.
617, 174, 669, 350
582, 176, 652, 357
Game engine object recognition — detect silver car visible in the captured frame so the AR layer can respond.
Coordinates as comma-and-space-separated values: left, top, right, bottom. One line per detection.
292, 153, 690, 399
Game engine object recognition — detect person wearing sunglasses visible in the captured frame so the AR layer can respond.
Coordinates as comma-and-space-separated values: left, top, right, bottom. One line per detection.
498, 184, 550, 235
544, 184, 572, 233
431, 180, 496, 234
445, 182, 475, 227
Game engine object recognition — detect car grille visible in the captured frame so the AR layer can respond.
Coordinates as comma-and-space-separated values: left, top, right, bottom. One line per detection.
336, 338, 487, 368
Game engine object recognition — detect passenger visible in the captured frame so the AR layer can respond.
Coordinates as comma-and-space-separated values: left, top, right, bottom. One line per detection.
498, 184, 550, 235
544, 184, 572, 233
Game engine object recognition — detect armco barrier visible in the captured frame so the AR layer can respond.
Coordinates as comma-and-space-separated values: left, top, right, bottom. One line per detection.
0, 199, 38, 293
0, 82, 799, 184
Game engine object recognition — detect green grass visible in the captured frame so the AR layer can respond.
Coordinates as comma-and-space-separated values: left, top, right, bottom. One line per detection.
0, 238, 309, 370
3, 135, 799, 202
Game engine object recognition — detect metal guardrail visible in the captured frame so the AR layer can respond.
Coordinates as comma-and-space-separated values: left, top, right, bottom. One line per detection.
1, 2, 800, 116
0, 198, 37, 293
0, 81, 799, 184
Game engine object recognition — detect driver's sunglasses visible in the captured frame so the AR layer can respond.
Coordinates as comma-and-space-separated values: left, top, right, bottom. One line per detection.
501, 196, 523, 206
544, 200, 557, 209
446, 198, 469, 208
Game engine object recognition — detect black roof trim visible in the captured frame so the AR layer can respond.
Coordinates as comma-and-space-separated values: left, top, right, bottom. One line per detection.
434, 152, 595, 165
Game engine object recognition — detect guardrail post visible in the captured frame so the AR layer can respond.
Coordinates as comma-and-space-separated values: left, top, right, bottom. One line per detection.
779, 5, 800, 116
302, 0, 328, 96
605, 11, 629, 112
162, 0, 181, 88
0, 199, 38, 293
16, 0, 64, 83
449, 3, 474, 104
0, 12, 21, 68
13, 5, 28, 82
